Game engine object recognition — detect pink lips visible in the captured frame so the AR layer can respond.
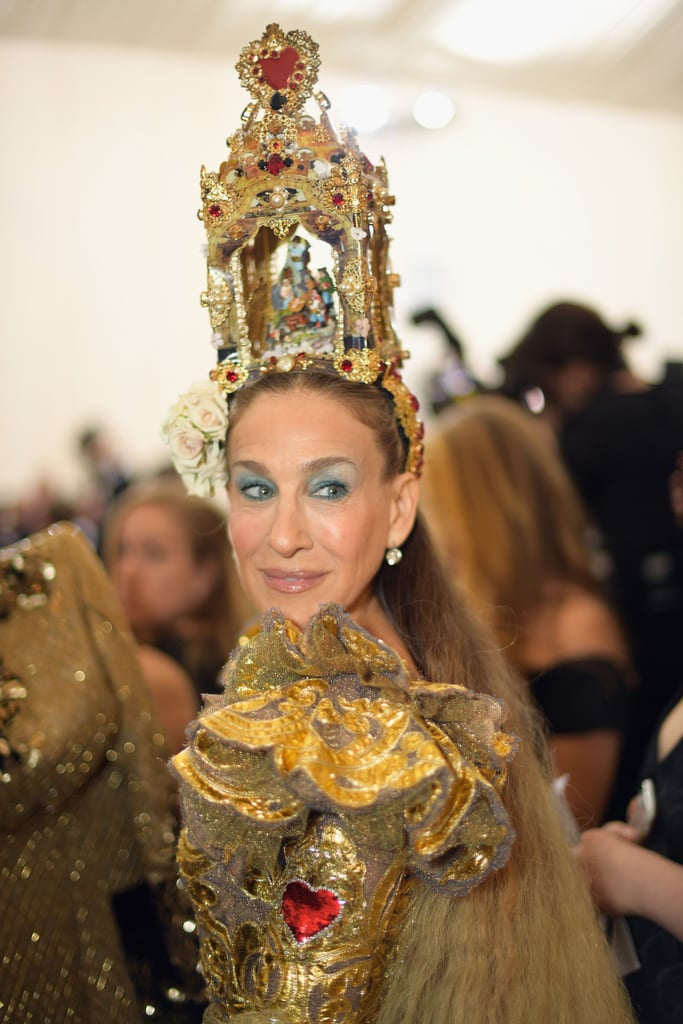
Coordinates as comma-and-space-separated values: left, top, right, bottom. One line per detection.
261, 569, 326, 594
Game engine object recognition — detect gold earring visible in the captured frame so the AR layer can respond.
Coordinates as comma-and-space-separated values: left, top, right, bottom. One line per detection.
384, 546, 402, 567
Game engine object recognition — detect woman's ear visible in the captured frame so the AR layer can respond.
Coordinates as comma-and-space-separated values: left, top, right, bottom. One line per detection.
387, 472, 420, 548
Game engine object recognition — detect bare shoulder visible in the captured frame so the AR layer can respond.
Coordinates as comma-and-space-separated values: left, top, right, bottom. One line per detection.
136, 644, 199, 754
552, 588, 629, 664
137, 645, 197, 700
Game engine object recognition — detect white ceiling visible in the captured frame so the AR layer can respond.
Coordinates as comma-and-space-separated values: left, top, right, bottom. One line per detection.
1, 0, 682, 116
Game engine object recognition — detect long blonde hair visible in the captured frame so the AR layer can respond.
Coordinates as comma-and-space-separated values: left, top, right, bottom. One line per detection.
421, 395, 598, 649
229, 373, 634, 1022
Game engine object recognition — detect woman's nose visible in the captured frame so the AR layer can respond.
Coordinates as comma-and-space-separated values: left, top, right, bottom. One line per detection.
267, 498, 311, 556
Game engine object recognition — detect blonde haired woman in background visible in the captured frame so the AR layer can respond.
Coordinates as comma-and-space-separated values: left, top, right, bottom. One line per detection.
422, 393, 633, 828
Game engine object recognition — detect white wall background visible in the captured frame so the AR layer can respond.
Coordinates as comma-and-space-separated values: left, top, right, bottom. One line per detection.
1, 38, 682, 502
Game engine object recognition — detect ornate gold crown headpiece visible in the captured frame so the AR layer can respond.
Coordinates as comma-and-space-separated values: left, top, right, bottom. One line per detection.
163, 24, 423, 495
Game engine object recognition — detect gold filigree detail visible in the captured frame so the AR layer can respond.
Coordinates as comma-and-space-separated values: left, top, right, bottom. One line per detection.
173, 606, 516, 1022
379, 362, 424, 475
183, 22, 425, 479
203, 267, 234, 330
268, 216, 298, 239
332, 349, 382, 385
236, 24, 321, 115
0, 549, 55, 619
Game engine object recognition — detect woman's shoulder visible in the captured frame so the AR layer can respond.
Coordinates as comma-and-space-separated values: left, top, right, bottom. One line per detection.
136, 644, 199, 754
526, 592, 633, 735
556, 588, 628, 658
524, 585, 629, 669
137, 644, 196, 690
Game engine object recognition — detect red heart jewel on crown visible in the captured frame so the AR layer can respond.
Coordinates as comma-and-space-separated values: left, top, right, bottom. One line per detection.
281, 880, 341, 943
258, 47, 299, 91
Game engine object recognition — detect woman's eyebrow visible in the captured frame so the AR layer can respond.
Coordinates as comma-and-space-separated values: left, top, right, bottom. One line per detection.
230, 456, 357, 475
230, 459, 269, 474
301, 456, 357, 474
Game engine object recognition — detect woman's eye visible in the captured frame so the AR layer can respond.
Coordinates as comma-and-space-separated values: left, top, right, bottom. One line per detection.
311, 480, 349, 500
240, 481, 274, 501
142, 544, 167, 562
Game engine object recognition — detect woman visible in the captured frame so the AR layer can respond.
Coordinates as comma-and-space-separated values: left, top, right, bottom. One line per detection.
0, 523, 203, 1023
577, 683, 683, 1022
499, 300, 683, 814
103, 483, 252, 750
170, 370, 635, 1023
163, 23, 633, 1022
421, 394, 633, 827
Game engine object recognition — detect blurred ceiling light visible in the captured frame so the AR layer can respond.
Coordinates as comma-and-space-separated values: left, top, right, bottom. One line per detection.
434, 0, 678, 64
274, 0, 394, 20
413, 90, 455, 129
338, 84, 390, 132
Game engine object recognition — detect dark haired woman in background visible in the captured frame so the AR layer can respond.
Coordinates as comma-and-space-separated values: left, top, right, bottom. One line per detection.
500, 300, 683, 815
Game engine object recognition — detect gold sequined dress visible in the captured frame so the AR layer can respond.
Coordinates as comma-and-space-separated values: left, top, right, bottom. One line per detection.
0, 523, 197, 1024
173, 604, 517, 1023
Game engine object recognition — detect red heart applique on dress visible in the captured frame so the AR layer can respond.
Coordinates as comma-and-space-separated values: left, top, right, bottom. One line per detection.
258, 47, 299, 90
281, 880, 341, 943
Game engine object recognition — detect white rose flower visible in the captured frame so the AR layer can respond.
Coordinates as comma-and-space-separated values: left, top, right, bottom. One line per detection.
166, 424, 205, 470
161, 395, 188, 436
161, 379, 230, 497
186, 399, 227, 439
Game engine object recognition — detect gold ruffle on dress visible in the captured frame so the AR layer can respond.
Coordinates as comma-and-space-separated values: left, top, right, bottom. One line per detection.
0, 523, 191, 1023
174, 604, 517, 1023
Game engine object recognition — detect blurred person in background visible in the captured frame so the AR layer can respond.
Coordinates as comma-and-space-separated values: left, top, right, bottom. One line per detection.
577, 680, 683, 1023
498, 300, 683, 816
421, 393, 633, 828
78, 425, 133, 504
77, 426, 135, 552
0, 522, 203, 1022
102, 482, 253, 751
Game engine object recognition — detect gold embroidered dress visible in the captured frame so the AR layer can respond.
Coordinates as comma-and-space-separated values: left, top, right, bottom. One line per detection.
0, 524, 187, 1023
174, 605, 517, 1023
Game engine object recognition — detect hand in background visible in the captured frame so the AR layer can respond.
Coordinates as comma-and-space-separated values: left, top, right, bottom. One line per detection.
577, 822, 641, 916
576, 823, 683, 942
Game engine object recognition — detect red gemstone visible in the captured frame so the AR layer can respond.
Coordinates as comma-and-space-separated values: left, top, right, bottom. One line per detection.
331, 193, 344, 207
281, 880, 341, 943
226, 369, 238, 383
258, 47, 299, 90
208, 204, 222, 217
410, 394, 420, 411
267, 154, 285, 175
341, 359, 353, 373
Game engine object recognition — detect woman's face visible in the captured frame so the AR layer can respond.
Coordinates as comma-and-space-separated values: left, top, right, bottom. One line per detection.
226, 389, 417, 631
112, 503, 213, 637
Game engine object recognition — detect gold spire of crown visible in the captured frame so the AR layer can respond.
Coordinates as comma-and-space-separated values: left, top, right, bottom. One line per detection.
197, 23, 424, 475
